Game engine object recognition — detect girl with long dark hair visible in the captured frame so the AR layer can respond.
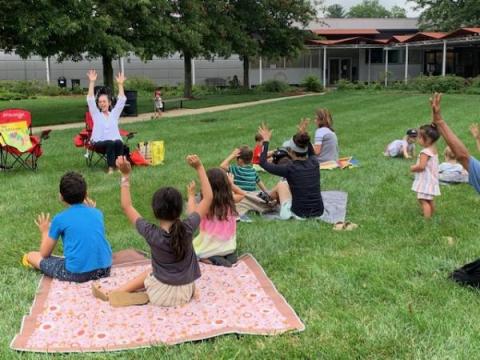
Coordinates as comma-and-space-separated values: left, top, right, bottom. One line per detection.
92, 154, 213, 307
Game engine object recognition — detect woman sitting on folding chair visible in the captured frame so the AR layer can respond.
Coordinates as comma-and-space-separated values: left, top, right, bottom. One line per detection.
86, 69, 127, 174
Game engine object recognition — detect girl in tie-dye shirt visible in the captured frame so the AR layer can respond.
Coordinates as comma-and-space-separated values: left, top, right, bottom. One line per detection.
411, 124, 441, 218
193, 168, 245, 267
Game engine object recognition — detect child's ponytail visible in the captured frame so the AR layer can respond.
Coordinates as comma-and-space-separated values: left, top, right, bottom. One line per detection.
152, 187, 189, 261
170, 218, 188, 261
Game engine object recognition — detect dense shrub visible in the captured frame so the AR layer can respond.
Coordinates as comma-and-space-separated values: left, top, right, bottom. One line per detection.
301, 75, 323, 92
336, 79, 356, 90
0, 80, 84, 100
124, 76, 157, 92
470, 76, 480, 89
258, 79, 289, 92
0, 91, 29, 101
410, 75, 466, 93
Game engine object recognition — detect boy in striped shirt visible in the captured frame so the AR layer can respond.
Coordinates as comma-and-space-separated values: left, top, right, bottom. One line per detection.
220, 146, 272, 221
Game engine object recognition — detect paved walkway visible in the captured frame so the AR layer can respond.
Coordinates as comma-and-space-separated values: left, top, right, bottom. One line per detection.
34, 92, 323, 132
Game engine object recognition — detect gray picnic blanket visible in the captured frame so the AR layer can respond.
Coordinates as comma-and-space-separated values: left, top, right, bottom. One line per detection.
261, 190, 348, 224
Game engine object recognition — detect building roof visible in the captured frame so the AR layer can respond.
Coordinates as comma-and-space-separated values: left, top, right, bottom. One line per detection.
443, 27, 480, 39
389, 35, 414, 43
307, 37, 386, 45
312, 29, 379, 36
307, 18, 419, 31
402, 32, 446, 42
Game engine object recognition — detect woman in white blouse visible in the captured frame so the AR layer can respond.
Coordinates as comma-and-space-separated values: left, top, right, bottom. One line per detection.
86, 69, 127, 174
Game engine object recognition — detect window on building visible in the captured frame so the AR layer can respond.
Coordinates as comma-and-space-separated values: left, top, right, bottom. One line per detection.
388, 50, 401, 64
365, 48, 383, 63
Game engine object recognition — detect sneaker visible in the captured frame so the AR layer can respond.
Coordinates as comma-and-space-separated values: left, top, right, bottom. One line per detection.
208, 256, 232, 268
225, 253, 238, 265
238, 214, 253, 223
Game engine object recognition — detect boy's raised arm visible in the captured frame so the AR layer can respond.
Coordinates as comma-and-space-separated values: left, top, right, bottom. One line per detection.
116, 156, 142, 225
220, 149, 240, 171
187, 155, 213, 218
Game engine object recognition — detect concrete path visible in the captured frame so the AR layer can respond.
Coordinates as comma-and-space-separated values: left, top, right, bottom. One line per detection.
34, 92, 323, 132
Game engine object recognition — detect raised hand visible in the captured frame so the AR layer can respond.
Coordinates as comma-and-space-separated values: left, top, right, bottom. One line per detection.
116, 156, 132, 175
469, 123, 480, 139
84, 197, 97, 208
258, 123, 272, 142
186, 154, 202, 169
230, 148, 241, 158
430, 92, 443, 124
34, 213, 50, 234
187, 180, 196, 197
297, 117, 310, 133
115, 72, 126, 85
87, 69, 97, 82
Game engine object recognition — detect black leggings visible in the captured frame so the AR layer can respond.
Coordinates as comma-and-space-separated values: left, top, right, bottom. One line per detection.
94, 140, 123, 167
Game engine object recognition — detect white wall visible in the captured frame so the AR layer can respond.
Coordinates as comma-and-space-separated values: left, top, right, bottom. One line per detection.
0, 52, 244, 87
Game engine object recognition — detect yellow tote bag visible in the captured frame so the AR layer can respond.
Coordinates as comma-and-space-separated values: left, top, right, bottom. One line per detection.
150, 141, 165, 165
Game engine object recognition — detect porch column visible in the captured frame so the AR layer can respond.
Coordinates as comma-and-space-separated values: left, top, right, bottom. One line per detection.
384, 48, 389, 87
192, 58, 196, 85
323, 46, 327, 87
442, 40, 447, 76
404, 45, 409, 83
259, 57, 263, 85
309, 50, 312, 73
368, 48, 371, 84
45, 57, 51, 84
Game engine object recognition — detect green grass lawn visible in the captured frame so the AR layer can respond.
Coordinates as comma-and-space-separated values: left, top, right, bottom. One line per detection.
2, 91, 480, 358
0, 91, 289, 127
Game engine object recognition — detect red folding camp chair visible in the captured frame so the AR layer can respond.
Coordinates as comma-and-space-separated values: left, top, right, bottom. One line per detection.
0, 109, 51, 171
73, 111, 135, 167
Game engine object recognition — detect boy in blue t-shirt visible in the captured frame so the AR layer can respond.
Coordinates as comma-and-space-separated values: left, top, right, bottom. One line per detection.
24, 172, 112, 282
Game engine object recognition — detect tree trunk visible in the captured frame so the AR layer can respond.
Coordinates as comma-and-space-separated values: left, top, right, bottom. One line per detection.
102, 55, 114, 93
243, 55, 250, 89
184, 53, 193, 98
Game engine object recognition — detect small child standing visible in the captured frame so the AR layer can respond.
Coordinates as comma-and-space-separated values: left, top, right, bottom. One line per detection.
411, 124, 441, 218
384, 129, 418, 159
93, 154, 213, 307
24, 172, 112, 282
193, 168, 244, 267
153, 88, 163, 118
439, 146, 468, 184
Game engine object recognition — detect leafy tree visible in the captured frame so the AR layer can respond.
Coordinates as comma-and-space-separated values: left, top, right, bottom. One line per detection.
229, 0, 316, 89
412, 0, 480, 31
165, 0, 234, 98
347, 0, 391, 18
390, 5, 407, 18
0, 0, 172, 91
325, 4, 346, 18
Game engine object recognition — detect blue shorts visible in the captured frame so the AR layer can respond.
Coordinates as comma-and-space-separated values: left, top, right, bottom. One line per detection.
39, 256, 110, 283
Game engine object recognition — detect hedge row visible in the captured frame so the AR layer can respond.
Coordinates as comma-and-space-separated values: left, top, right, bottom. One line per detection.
336, 75, 480, 94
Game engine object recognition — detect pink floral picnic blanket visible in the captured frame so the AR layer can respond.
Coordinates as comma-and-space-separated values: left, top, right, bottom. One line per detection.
11, 250, 304, 353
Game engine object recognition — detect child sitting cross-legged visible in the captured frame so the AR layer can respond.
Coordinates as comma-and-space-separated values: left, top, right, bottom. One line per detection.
23, 172, 112, 282
92, 154, 213, 307
220, 146, 272, 222
193, 169, 245, 267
